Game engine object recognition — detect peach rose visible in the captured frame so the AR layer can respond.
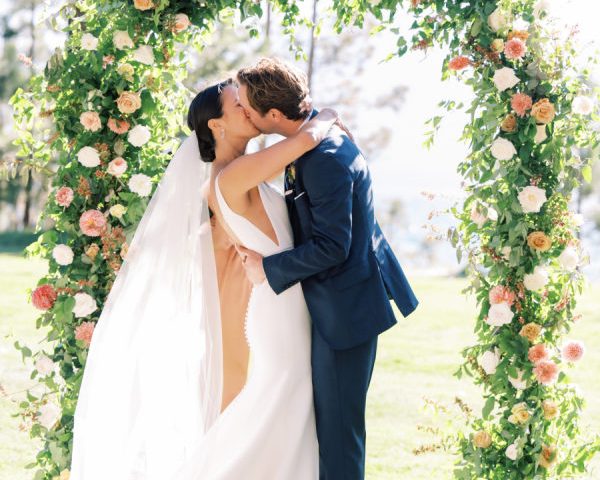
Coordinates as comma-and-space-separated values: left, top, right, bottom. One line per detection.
528, 343, 550, 364
55, 186, 74, 207
501, 114, 517, 133
134, 0, 154, 10
107, 157, 128, 177
539, 444, 557, 469
527, 231, 552, 251
489, 285, 516, 306
511, 93, 533, 117
531, 98, 555, 124
561, 340, 584, 362
80, 111, 102, 132
542, 400, 559, 420
79, 210, 107, 237
504, 38, 527, 60
107, 118, 130, 134
473, 430, 492, 448
448, 55, 471, 71
75, 321, 95, 347
520, 322, 542, 342
116, 91, 142, 114
533, 360, 559, 385
171, 13, 191, 33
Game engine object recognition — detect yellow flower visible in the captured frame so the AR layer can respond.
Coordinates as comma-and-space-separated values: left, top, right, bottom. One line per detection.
473, 430, 492, 448
520, 322, 542, 342
117, 63, 135, 82
527, 231, 552, 251
510, 402, 530, 424
542, 400, 559, 420
109, 204, 127, 219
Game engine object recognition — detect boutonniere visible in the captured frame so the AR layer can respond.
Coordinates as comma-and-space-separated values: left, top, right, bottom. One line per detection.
286, 163, 296, 187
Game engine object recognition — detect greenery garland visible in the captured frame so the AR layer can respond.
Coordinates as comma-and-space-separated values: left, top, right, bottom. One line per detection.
10, 0, 600, 478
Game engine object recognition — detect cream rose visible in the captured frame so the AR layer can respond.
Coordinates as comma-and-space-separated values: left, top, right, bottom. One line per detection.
129, 173, 153, 197
523, 266, 549, 291
77, 146, 101, 168
38, 402, 61, 429
52, 244, 74, 266
73, 292, 98, 318
572, 96, 594, 115
486, 302, 514, 327
488, 8, 509, 32
133, 45, 155, 65
35, 354, 56, 376
113, 30, 135, 50
493, 67, 520, 91
558, 246, 578, 271
479, 348, 501, 375
107, 157, 128, 177
534, 124, 547, 144
505, 443, 518, 460
518, 185, 547, 213
508, 369, 527, 390
473, 430, 492, 448
117, 63, 135, 81
109, 204, 127, 219
128, 124, 151, 147
81, 33, 98, 51
116, 91, 142, 114
490, 137, 517, 161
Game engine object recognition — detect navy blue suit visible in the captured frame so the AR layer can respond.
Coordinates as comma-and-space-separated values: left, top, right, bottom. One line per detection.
263, 111, 419, 479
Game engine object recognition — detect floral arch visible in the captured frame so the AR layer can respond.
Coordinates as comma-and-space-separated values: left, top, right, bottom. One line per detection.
10, 0, 600, 478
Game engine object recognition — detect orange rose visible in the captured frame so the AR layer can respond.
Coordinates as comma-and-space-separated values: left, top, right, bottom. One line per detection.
134, 0, 154, 10
531, 98, 556, 124
527, 231, 552, 251
171, 13, 191, 33
501, 113, 517, 133
508, 30, 529, 42
116, 91, 142, 114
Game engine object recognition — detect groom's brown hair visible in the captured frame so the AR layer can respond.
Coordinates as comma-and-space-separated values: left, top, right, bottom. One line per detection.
237, 58, 311, 121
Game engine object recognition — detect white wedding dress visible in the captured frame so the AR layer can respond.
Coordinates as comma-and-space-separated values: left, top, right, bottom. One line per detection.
173, 173, 319, 479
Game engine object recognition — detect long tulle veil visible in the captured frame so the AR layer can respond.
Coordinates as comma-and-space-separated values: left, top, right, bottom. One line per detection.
70, 133, 223, 480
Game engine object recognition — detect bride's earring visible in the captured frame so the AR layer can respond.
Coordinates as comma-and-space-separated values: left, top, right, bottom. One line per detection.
220, 128, 225, 139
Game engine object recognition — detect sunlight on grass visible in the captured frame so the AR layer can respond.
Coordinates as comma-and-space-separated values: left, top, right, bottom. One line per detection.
1, 254, 599, 479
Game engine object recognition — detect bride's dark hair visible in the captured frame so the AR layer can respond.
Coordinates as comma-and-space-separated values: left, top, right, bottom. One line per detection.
187, 78, 233, 163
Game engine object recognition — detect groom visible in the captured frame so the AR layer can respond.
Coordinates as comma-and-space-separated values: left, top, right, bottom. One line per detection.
236, 58, 419, 479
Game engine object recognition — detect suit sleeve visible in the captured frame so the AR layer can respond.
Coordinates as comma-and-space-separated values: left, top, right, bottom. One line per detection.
262, 152, 353, 294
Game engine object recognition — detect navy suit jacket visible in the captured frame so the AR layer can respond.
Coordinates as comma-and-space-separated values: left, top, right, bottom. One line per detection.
263, 112, 419, 350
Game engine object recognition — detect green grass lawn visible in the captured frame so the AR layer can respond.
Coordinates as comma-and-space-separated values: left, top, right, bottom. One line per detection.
1, 252, 599, 479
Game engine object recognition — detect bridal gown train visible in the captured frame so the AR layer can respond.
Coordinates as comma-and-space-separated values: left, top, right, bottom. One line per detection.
174, 174, 319, 479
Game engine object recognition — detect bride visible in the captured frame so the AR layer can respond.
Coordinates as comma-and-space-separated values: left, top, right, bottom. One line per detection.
69, 78, 342, 479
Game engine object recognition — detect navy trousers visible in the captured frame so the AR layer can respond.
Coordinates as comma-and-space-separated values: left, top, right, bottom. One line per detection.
311, 324, 378, 480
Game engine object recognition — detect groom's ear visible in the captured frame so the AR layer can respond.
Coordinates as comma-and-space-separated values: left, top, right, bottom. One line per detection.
267, 108, 284, 122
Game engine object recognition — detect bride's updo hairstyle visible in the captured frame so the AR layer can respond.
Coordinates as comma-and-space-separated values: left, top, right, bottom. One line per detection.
187, 78, 233, 163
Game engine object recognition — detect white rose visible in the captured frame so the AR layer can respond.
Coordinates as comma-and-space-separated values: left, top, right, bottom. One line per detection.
470, 206, 487, 228
488, 9, 509, 32
38, 402, 61, 429
493, 67, 520, 91
107, 157, 128, 177
73, 292, 98, 318
128, 125, 151, 147
113, 30, 134, 50
523, 265, 549, 291
129, 173, 153, 197
491, 137, 517, 161
534, 124, 547, 144
518, 185, 547, 213
505, 443, 518, 460
558, 246, 578, 272
509, 369, 527, 390
486, 302, 514, 327
479, 348, 501, 375
77, 146, 101, 168
133, 45, 155, 65
572, 96, 594, 115
35, 354, 55, 376
81, 33, 98, 51
52, 244, 74, 266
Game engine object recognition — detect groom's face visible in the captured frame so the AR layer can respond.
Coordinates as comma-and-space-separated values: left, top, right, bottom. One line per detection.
238, 84, 278, 135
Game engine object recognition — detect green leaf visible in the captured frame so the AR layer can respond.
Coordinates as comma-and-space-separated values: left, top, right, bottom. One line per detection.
482, 396, 495, 419
582, 165, 592, 183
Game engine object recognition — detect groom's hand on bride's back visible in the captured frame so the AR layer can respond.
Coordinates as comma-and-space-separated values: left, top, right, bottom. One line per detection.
237, 246, 266, 285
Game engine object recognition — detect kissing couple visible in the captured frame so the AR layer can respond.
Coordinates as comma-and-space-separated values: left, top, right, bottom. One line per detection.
69, 57, 419, 480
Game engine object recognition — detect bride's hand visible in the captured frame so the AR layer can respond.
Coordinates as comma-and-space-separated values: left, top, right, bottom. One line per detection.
298, 108, 339, 148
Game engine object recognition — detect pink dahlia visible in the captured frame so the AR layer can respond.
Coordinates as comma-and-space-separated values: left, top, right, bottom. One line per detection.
528, 343, 550, 365
55, 187, 74, 208
489, 285, 516, 306
534, 360, 559, 385
511, 93, 533, 117
79, 210, 107, 237
107, 118, 131, 134
448, 56, 471, 71
75, 321, 95, 347
32, 284, 57, 310
504, 38, 527, 60
561, 340, 585, 362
